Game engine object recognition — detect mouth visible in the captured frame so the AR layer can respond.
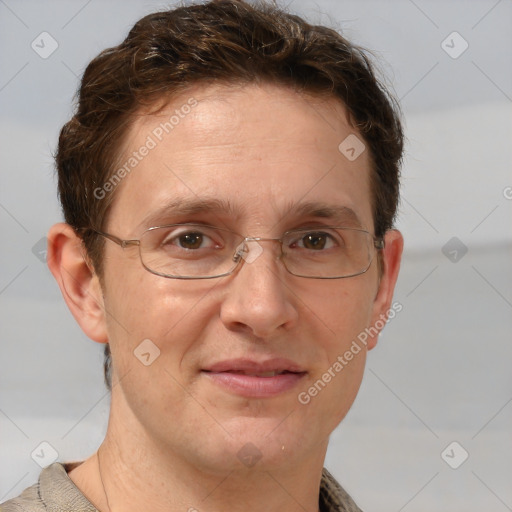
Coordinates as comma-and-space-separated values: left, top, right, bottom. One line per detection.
201, 358, 307, 398
219, 369, 294, 377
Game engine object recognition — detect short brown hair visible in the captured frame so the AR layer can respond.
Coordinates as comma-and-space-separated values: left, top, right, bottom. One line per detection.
55, 0, 403, 389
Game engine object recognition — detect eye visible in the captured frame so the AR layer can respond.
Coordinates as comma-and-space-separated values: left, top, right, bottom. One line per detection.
176, 232, 207, 250
293, 231, 337, 251
160, 226, 219, 251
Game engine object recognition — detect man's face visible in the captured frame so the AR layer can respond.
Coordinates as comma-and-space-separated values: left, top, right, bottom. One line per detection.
98, 83, 392, 472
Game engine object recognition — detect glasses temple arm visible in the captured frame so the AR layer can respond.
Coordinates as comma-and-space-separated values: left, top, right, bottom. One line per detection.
374, 238, 385, 250
93, 230, 140, 249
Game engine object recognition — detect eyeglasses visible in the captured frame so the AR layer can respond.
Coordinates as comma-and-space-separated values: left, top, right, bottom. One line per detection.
92, 224, 384, 280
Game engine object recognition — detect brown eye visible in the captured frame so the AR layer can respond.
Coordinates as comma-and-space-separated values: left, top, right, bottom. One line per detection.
178, 232, 204, 249
301, 233, 328, 250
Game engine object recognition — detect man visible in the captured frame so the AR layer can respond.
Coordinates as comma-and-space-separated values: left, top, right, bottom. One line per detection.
1, 0, 403, 510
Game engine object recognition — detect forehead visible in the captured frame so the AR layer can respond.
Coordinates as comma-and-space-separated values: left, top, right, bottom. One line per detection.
108, 82, 374, 234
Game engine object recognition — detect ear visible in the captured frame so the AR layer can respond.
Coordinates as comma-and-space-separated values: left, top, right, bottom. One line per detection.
366, 229, 403, 350
47, 223, 108, 344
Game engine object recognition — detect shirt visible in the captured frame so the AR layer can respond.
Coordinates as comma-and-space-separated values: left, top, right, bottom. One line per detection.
1, 462, 363, 512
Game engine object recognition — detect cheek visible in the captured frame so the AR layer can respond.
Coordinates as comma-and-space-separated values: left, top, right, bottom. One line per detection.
299, 277, 377, 406
296, 331, 367, 441
306, 275, 378, 346
102, 262, 219, 375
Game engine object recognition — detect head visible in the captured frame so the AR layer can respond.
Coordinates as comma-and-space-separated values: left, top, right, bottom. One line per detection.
48, 0, 403, 473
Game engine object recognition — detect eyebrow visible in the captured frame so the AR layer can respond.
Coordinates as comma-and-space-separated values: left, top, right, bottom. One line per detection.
138, 197, 243, 230
138, 197, 363, 230
284, 201, 363, 229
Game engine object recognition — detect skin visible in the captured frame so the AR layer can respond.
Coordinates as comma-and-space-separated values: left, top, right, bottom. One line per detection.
48, 82, 403, 512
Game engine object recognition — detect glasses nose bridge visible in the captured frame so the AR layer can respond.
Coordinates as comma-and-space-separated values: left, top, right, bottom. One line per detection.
242, 236, 284, 254
243, 235, 282, 244
233, 235, 285, 266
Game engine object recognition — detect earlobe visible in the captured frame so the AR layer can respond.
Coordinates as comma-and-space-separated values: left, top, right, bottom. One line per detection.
367, 229, 404, 350
47, 223, 108, 344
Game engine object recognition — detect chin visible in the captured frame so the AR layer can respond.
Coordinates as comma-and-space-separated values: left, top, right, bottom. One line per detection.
192, 416, 321, 473
195, 440, 300, 475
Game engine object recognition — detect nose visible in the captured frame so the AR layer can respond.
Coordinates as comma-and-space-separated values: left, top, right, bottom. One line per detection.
219, 239, 299, 338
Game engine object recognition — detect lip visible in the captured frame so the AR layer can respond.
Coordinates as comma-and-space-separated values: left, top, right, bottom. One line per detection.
202, 358, 307, 398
